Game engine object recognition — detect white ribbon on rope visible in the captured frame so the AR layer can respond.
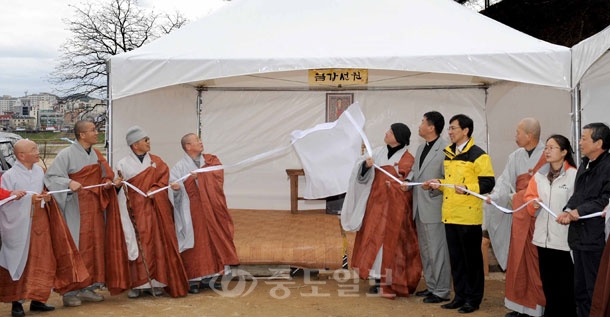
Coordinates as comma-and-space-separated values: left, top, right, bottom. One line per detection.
342, 110, 606, 220
0, 183, 108, 207
1, 109, 605, 221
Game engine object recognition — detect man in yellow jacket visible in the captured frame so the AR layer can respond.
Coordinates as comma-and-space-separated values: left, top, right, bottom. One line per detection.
424, 114, 495, 314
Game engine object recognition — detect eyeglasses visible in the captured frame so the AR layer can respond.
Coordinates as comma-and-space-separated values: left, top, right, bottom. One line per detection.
544, 146, 561, 152
447, 126, 461, 131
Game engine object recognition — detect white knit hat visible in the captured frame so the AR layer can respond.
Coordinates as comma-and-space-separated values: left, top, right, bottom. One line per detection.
126, 125, 148, 146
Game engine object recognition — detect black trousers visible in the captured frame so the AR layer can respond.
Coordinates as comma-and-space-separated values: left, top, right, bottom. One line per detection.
445, 223, 484, 307
537, 247, 576, 317
573, 248, 603, 317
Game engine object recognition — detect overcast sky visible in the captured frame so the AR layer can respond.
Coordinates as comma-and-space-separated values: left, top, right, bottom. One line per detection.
0, 0, 228, 98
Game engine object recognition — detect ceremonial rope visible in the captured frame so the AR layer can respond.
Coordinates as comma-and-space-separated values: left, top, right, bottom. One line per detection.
0, 115, 605, 220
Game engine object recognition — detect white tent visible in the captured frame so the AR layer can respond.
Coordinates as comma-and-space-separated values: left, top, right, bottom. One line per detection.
571, 26, 610, 138
108, 0, 574, 210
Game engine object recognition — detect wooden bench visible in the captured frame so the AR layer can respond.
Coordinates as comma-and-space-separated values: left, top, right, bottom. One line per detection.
286, 168, 306, 214
286, 168, 334, 214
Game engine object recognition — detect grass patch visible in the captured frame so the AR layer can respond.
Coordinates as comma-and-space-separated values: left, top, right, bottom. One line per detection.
16, 132, 106, 144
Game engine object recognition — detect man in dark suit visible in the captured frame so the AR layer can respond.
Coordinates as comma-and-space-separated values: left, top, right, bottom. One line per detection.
403, 111, 451, 303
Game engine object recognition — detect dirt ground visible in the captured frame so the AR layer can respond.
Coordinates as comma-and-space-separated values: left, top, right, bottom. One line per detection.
1, 271, 509, 317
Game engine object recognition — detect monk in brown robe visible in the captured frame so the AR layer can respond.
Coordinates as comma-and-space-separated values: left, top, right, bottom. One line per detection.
485, 118, 546, 317
114, 126, 189, 298
169, 133, 239, 294
342, 123, 421, 299
44, 120, 130, 306
590, 223, 610, 317
0, 139, 89, 316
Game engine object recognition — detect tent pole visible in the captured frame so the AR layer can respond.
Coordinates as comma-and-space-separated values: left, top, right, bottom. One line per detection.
572, 84, 582, 163
200, 84, 488, 92
484, 87, 490, 153
197, 87, 204, 138
106, 60, 113, 165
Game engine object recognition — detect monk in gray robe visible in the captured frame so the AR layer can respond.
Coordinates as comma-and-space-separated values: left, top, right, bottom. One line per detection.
0, 140, 88, 317
485, 118, 546, 317
169, 133, 239, 294
341, 123, 421, 299
114, 126, 189, 298
44, 120, 129, 306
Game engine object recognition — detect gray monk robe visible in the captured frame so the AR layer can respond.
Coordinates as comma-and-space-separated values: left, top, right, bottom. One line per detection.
0, 161, 88, 302
44, 143, 130, 294
485, 142, 545, 270
486, 142, 546, 316
342, 146, 421, 298
170, 153, 239, 281
115, 152, 189, 297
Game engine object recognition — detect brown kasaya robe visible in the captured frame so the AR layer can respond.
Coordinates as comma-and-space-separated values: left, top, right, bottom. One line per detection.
590, 240, 610, 317
56, 149, 130, 295
351, 151, 422, 298
124, 154, 189, 297
505, 154, 547, 309
0, 196, 89, 302
180, 154, 239, 279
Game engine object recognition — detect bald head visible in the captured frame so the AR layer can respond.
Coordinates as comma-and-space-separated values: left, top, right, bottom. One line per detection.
516, 117, 541, 150
180, 133, 204, 159
519, 118, 541, 140
14, 139, 39, 168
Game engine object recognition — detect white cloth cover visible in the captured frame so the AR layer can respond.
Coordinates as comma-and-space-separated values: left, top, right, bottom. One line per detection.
291, 102, 365, 199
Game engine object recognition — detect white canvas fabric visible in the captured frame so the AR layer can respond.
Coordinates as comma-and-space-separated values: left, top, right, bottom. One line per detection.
109, 0, 571, 100
291, 102, 365, 199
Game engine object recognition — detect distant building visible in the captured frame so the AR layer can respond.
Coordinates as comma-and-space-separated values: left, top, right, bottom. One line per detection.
0, 96, 17, 114
9, 115, 36, 131
0, 93, 106, 131
38, 110, 64, 131
0, 114, 12, 130
25, 93, 58, 108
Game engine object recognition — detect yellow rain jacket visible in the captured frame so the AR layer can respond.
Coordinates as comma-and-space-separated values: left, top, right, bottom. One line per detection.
438, 138, 495, 225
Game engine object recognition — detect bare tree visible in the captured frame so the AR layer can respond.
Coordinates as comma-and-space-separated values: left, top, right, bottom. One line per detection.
50, 0, 187, 99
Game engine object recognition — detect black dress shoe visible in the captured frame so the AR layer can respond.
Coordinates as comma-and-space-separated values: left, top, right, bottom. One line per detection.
415, 289, 431, 297
423, 294, 450, 303
505, 312, 531, 317
458, 303, 479, 314
188, 284, 200, 294
201, 283, 222, 291
368, 285, 380, 294
441, 299, 465, 309
11, 302, 25, 317
30, 300, 55, 312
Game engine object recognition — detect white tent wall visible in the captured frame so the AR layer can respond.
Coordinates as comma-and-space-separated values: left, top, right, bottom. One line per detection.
110, 84, 198, 167
108, 82, 572, 211
579, 51, 610, 127
486, 82, 572, 175
201, 88, 486, 210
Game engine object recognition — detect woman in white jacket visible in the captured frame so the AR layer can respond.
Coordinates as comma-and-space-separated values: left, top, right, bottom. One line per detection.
524, 134, 577, 317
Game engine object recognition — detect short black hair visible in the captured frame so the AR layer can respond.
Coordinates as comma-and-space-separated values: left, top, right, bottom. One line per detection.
583, 122, 610, 150
424, 111, 445, 136
449, 114, 474, 138
74, 120, 92, 140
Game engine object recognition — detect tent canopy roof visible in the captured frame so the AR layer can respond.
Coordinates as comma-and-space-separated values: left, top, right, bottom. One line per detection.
109, 0, 571, 99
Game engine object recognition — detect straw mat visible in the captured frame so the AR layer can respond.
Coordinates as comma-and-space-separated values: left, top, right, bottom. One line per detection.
230, 209, 348, 269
